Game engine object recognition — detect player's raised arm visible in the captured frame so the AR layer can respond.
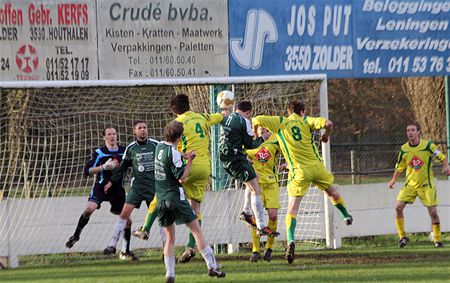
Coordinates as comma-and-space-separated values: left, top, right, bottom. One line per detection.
252, 115, 281, 134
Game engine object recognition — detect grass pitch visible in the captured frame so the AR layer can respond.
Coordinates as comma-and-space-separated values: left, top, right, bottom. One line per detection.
1, 235, 449, 282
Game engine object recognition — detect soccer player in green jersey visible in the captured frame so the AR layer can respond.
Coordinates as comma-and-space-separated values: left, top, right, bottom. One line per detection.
246, 126, 285, 262
253, 99, 352, 264
102, 121, 159, 261
388, 122, 450, 248
155, 121, 225, 282
219, 100, 279, 238
133, 94, 227, 263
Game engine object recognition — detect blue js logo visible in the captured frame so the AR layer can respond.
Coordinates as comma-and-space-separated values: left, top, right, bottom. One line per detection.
230, 9, 278, 70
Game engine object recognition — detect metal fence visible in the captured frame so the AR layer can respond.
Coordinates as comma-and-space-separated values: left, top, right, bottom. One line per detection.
331, 138, 448, 185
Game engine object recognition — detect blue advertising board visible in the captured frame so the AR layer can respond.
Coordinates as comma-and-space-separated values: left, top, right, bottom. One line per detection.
228, 0, 450, 78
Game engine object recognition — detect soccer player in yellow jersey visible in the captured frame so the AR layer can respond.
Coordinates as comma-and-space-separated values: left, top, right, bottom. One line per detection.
173, 94, 228, 262
246, 126, 284, 262
253, 99, 352, 264
388, 122, 449, 248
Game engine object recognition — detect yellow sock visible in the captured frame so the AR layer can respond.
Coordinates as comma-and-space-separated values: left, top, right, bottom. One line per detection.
251, 227, 260, 253
265, 219, 278, 250
331, 197, 344, 206
432, 224, 441, 242
395, 218, 406, 238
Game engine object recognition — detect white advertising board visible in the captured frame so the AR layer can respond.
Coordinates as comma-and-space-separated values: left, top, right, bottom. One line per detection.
97, 0, 229, 80
0, 0, 98, 81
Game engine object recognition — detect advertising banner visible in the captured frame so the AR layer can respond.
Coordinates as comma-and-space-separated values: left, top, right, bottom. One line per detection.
0, 0, 97, 81
228, 0, 450, 78
97, 0, 228, 80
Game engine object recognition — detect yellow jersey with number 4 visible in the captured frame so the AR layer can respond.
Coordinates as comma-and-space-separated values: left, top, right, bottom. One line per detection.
176, 111, 223, 164
253, 113, 327, 170
395, 139, 446, 189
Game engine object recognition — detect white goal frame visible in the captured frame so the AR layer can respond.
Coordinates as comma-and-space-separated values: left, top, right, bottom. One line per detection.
0, 74, 339, 269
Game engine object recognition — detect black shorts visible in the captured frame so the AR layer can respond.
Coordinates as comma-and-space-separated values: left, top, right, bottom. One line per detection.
221, 154, 257, 182
88, 184, 125, 214
157, 199, 197, 227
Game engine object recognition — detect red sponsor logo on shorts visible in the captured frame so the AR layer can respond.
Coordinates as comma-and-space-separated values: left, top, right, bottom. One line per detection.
409, 155, 424, 171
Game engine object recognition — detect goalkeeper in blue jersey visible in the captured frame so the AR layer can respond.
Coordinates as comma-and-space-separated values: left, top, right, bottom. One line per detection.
66, 127, 125, 249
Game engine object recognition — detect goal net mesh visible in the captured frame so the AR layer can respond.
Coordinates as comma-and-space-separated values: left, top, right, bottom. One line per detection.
0, 79, 325, 265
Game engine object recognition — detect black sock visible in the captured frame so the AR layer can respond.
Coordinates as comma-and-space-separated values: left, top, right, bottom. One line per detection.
124, 228, 131, 252
74, 213, 90, 238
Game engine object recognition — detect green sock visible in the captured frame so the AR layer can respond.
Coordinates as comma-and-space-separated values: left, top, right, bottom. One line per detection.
332, 197, 351, 219
334, 203, 350, 219
286, 214, 297, 243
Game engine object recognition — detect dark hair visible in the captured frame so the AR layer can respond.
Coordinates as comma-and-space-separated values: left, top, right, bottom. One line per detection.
103, 127, 116, 136
170, 94, 190, 114
164, 120, 184, 142
288, 99, 305, 115
133, 120, 147, 128
407, 122, 421, 131
236, 100, 252, 112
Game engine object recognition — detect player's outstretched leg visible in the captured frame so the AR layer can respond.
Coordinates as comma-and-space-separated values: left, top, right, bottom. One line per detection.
285, 212, 297, 264
326, 187, 353, 226
133, 197, 158, 241
66, 208, 94, 248
187, 219, 225, 278
180, 213, 202, 263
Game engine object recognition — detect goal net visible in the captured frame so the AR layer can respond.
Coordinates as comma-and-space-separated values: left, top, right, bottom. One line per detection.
0, 75, 329, 266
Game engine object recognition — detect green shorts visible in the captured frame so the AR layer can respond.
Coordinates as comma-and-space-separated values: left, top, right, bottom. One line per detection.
157, 199, 197, 227
125, 186, 155, 209
221, 154, 256, 182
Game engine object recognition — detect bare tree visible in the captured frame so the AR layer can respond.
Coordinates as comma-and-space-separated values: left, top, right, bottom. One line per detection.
402, 77, 446, 145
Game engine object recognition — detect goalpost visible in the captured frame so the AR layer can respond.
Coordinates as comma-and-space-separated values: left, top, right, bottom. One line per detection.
0, 74, 337, 267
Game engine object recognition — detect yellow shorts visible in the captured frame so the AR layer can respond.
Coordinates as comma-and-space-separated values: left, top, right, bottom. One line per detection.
397, 185, 438, 207
183, 162, 210, 203
287, 163, 334, 197
260, 182, 279, 209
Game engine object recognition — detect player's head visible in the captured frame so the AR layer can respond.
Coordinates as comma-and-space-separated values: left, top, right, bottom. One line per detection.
236, 100, 252, 119
288, 99, 305, 116
170, 94, 190, 115
133, 120, 148, 142
406, 122, 421, 143
103, 127, 117, 147
164, 120, 184, 143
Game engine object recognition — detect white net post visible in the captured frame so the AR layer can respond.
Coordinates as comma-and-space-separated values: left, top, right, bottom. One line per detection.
320, 79, 340, 249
